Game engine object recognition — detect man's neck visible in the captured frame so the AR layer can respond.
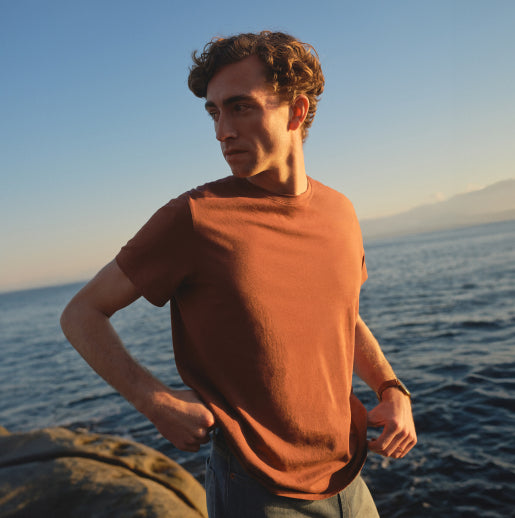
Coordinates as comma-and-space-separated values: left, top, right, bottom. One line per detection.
246, 145, 307, 196
246, 172, 308, 196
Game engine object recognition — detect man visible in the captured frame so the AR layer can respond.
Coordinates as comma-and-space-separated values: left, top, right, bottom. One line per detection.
61, 31, 416, 517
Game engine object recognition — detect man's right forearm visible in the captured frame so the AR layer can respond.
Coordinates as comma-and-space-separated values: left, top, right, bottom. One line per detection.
60, 260, 216, 451
60, 298, 168, 420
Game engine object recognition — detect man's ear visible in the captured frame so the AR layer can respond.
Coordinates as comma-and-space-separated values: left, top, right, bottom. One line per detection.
288, 95, 309, 132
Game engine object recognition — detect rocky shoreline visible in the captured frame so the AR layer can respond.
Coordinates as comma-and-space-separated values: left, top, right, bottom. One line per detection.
0, 426, 207, 517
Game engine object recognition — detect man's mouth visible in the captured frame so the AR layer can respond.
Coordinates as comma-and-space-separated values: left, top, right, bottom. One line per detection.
224, 149, 247, 160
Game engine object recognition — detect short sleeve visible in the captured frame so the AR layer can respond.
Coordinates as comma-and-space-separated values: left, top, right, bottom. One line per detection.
116, 194, 195, 307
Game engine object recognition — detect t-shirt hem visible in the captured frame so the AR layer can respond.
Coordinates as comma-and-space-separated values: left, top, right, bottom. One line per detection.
261, 446, 368, 501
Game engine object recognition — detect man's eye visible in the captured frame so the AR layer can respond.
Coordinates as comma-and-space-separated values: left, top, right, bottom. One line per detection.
208, 111, 219, 121
234, 104, 249, 113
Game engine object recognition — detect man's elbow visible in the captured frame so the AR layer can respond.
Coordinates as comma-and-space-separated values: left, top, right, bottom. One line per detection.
60, 294, 96, 340
60, 298, 80, 340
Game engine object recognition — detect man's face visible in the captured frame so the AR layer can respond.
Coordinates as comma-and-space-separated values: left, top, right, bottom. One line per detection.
205, 55, 293, 179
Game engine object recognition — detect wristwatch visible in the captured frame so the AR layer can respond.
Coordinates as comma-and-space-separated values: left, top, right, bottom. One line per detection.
376, 378, 411, 402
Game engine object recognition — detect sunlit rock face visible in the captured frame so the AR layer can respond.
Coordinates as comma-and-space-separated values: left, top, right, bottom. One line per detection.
0, 427, 207, 518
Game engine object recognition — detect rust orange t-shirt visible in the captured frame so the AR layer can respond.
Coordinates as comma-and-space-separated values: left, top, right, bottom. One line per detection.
116, 176, 368, 500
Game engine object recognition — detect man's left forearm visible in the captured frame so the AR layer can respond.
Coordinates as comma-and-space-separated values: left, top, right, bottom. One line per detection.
353, 314, 417, 458
353, 314, 396, 392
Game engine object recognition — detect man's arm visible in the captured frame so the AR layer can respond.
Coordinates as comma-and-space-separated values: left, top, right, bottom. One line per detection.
60, 260, 215, 452
354, 315, 417, 458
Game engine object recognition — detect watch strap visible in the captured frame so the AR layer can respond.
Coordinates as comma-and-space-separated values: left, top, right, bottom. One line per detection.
376, 378, 411, 401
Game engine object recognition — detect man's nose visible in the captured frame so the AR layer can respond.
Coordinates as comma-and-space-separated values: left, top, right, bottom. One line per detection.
216, 113, 237, 141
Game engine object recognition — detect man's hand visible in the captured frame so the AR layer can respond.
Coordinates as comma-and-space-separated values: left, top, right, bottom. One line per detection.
367, 388, 417, 458
149, 389, 216, 452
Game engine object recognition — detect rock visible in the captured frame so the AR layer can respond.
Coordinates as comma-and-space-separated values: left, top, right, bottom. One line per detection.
0, 427, 208, 518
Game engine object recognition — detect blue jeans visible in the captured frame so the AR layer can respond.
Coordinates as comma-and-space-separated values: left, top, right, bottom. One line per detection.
206, 430, 380, 517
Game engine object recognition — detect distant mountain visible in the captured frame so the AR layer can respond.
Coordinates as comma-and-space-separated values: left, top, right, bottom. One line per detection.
360, 179, 515, 240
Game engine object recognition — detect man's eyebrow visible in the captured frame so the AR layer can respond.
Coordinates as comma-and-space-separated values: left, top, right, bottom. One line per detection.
204, 95, 255, 111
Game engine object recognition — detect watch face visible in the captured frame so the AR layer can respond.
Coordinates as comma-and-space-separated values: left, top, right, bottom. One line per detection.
398, 379, 411, 397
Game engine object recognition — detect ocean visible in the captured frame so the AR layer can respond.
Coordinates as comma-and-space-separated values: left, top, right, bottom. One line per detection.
1, 219, 514, 517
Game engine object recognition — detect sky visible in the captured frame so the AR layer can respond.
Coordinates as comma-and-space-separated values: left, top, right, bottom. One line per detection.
1, 0, 514, 293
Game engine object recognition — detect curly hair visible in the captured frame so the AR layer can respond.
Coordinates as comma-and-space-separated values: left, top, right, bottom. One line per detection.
188, 31, 325, 141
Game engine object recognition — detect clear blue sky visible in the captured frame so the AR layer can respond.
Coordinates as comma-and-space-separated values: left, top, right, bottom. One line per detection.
1, 0, 514, 292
